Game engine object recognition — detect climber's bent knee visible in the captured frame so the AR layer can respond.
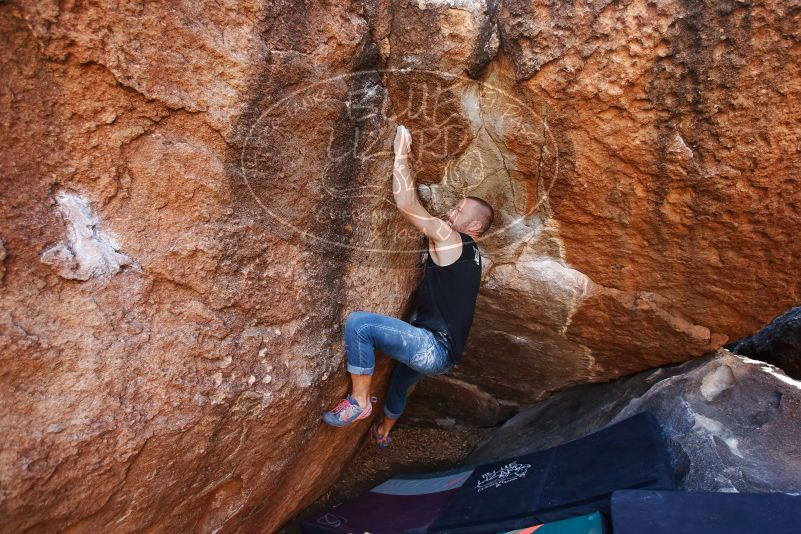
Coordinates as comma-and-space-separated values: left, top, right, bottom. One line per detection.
344, 310, 371, 335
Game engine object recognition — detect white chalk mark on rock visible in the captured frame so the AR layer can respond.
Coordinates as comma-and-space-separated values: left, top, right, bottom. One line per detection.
700, 364, 736, 401
693, 412, 744, 459
40, 191, 131, 281
212, 372, 223, 387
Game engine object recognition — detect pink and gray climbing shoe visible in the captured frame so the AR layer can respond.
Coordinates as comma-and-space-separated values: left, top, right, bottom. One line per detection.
322, 394, 377, 427
370, 420, 393, 449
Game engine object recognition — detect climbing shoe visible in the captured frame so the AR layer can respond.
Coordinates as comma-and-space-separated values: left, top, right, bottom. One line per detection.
322, 394, 377, 427
370, 420, 393, 449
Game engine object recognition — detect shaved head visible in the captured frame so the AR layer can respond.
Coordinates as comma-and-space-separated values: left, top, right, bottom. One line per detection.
445, 196, 495, 237
465, 196, 494, 235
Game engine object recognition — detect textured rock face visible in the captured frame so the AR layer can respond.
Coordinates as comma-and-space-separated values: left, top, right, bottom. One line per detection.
1, 1, 417, 532
406, 0, 801, 424
1, 0, 800, 532
467, 349, 801, 494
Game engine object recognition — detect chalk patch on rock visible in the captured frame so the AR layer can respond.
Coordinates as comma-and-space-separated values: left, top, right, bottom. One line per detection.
212, 372, 223, 387
515, 257, 592, 332
295, 370, 313, 388
693, 412, 744, 459
40, 191, 131, 281
700, 364, 736, 401
516, 258, 591, 297
667, 132, 694, 161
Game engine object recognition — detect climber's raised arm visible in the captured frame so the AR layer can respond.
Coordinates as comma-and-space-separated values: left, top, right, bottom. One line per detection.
392, 125, 460, 249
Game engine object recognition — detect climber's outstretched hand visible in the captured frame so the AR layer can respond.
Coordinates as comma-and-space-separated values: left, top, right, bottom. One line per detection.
392, 124, 459, 254
394, 124, 412, 158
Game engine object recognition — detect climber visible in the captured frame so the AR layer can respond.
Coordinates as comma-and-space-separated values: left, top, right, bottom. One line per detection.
322, 124, 494, 449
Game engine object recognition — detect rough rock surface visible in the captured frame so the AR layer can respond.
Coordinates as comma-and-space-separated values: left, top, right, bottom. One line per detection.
467, 349, 801, 493
1, 1, 418, 532
1, 0, 800, 531
422, 0, 801, 419
727, 306, 801, 379
402, 0, 801, 425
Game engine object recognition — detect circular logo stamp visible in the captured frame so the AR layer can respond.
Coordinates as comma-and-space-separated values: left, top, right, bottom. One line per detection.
240, 68, 560, 265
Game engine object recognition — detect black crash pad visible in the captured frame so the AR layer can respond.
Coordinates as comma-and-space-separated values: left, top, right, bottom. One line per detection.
425, 411, 675, 533
611, 489, 801, 534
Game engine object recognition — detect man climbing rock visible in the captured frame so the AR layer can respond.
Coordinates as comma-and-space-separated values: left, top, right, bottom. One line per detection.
322, 124, 494, 449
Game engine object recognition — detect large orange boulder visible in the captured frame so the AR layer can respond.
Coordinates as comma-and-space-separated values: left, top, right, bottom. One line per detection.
1, 0, 799, 530
406, 0, 801, 423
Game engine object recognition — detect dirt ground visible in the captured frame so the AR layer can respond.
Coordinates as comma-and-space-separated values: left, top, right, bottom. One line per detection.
276, 423, 495, 532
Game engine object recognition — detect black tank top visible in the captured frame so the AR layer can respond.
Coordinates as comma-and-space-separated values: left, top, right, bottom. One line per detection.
409, 232, 482, 363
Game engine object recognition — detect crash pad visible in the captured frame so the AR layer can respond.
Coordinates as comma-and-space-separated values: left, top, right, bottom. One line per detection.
300, 467, 474, 534
426, 411, 674, 532
301, 412, 673, 534
504, 511, 606, 534
611, 489, 801, 534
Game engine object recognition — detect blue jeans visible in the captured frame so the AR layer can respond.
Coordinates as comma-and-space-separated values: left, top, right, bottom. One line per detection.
344, 311, 453, 419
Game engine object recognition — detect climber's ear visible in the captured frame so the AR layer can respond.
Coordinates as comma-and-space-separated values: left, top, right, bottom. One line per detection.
468, 219, 482, 233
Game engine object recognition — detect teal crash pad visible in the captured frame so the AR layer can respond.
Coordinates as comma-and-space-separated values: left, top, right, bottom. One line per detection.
504, 511, 606, 534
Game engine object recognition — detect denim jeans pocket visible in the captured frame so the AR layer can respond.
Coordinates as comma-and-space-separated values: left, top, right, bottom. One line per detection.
410, 331, 452, 374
